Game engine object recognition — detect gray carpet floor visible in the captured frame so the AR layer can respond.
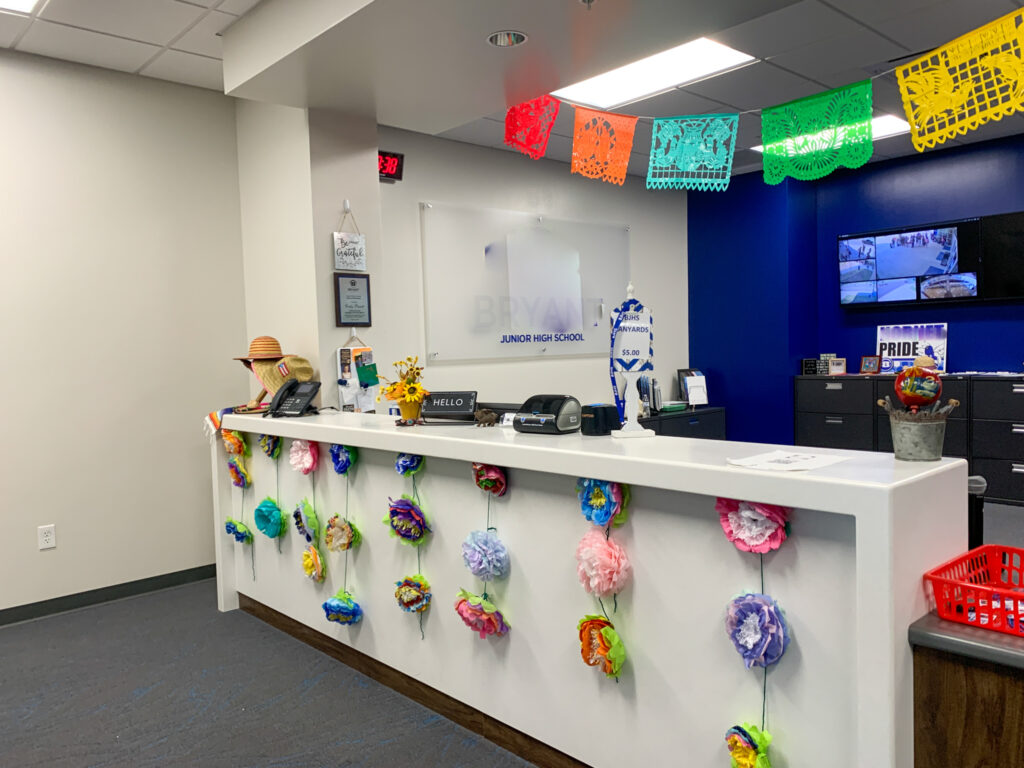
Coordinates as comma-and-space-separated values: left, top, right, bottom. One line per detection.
0, 580, 536, 768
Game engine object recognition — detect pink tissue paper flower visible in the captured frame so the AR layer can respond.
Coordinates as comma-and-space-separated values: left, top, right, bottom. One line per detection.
576, 528, 631, 597
716, 498, 790, 553
290, 439, 319, 475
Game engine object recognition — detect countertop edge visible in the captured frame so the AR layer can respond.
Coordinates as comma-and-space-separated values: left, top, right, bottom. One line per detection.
909, 613, 1024, 672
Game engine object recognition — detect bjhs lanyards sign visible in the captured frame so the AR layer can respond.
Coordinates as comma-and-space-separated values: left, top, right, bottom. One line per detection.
877, 323, 948, 372
610, 296, 654, 419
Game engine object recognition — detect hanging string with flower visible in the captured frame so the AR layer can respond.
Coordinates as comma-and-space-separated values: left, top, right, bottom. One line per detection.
378, 356, 430, 426
455, 464, 511, 640
574, 477, 632, 681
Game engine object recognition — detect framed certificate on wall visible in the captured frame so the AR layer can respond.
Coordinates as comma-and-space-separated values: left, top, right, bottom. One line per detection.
334, 273, 372, 327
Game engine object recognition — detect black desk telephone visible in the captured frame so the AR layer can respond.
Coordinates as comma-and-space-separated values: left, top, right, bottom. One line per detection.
264, 379, 321, 418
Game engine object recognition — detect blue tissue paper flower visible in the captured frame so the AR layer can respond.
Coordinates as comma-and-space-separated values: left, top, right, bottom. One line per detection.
330, 444, 358, 475
323, 590, 363, 625
395, 453, 425, 477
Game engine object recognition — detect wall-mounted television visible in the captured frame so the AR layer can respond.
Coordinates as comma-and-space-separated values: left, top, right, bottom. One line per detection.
838, 212, 1024, 307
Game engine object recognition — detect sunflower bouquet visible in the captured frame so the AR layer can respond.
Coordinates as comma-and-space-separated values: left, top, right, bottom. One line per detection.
379, 356, 430, 424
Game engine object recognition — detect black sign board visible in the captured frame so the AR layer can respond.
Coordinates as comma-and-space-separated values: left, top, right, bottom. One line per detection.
421, 391, 477, 421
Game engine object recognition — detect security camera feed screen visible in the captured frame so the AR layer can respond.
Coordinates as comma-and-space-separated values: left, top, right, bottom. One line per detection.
839, 225, 978, 305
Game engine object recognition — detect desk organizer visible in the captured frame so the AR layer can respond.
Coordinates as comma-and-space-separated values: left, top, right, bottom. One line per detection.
925, 545, 1024, 637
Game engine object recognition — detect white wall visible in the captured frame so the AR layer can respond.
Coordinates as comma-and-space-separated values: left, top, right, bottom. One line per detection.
0, 51, 247, 609
372, 126, 688, 405
235, 99, 320, 396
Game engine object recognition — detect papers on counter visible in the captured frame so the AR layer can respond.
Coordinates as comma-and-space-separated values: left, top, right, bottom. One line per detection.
727, 450, 848, 472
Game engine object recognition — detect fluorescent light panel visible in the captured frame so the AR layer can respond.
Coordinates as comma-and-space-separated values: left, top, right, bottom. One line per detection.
751, 114, 911, 152
551, 38, 754, 109
0, 0, 38, 12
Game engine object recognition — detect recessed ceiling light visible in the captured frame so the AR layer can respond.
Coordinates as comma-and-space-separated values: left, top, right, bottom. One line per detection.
551, 38, 754, 109
751, 114, 911, 153
0, 0, 39, 12
488, 30, 527, 48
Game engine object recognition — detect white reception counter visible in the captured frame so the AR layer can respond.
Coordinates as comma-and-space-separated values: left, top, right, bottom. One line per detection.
213, 411, 967, 768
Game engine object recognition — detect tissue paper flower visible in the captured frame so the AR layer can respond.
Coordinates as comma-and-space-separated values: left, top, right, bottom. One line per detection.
726, 593, 790, 669
725, 723, 773, 768
222, 430, 247, 456
254, 497, 287, 538
258, 433, 281, 460
395, 453, 425, 477
472, 463, 507, 497
289, 439, 319, 475
578, 615, 626, 678
227, 456, 251, 488
293, 499, 320, 544
224, 518, 252, 544
717, 498, 791, 554
325, 516, 361, 552
577, 478, 630, 528
395, 575, 432, 613
302, 544, 326, 582
462, 530, 510, 581
384, 496, 431, 545
330, 444, 358, 475
454, 589, 510, 639
576, 528, 631, 597
323, 588, 362, 624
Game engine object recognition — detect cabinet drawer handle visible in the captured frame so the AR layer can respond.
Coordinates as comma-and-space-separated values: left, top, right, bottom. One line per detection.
825, 383, 843, 391
825, 417, 844, 425
1013, 425, 1024, 434
689, 418, 699, 425
1014, 464, 1024, 474
1014, 385, 1024, 394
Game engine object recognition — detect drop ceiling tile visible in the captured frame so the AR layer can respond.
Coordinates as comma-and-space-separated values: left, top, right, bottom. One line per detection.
737, 116, 764, 149
874, 0, 1017, 53
437, 117, 504, 146
40, 0, 203, 46
172, 9, 232, 58
218, 0, 261, 15
17, 20, 159, 71
0, 11, 30, 47
626, 152, 649, 178
710, 0, 866, 60
616, 88, 735, 118
550, 104, 575, 138
543, 132, 574, 164
142, 48, 222, 90
819, 0, 944, 26
769, 28, 910, 80
872, 133, 916, 156
869, 75, 909, 118
684, 62, 822, 111
952, 115, 1024, 144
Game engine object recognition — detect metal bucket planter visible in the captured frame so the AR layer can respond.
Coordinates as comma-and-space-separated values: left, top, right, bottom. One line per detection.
889, 411, 947, 461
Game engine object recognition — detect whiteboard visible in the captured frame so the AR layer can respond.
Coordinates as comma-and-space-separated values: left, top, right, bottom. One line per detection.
420, 202, 629, 362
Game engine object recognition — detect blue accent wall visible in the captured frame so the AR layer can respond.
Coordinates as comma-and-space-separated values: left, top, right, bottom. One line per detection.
689, 134, 1024, 445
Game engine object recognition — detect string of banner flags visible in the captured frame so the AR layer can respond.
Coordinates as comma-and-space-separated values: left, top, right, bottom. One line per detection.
504, 8, 1024, 190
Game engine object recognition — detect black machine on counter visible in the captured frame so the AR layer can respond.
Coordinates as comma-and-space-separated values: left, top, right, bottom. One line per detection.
513, 394, 582, 434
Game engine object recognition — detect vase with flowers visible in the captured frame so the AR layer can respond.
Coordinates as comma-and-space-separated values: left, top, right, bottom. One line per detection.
379, 356, 430, 425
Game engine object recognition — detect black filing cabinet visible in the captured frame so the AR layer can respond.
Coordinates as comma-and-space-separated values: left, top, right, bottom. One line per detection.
794, 376, 875, 450
971, 377, 1024, 504
795, 374, 1024, 506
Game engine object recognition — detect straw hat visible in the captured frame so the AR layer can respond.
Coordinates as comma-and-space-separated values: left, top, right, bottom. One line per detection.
234, 336, 285, 361
251, 356, 315, 396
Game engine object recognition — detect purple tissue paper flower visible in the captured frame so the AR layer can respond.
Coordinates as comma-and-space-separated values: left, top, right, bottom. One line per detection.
725, 593, 790, 669
462, 530, 510, 582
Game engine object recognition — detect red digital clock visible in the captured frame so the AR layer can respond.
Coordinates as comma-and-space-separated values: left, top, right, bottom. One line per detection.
378, 150, 404, 181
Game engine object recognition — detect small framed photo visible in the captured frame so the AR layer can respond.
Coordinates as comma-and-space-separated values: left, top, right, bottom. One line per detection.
859, 355, 882, 374
334, 273, 372, 327
828, 357, 847, 375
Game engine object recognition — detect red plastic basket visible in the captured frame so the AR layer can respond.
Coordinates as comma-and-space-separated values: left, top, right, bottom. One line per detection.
924, 545, 1024, 637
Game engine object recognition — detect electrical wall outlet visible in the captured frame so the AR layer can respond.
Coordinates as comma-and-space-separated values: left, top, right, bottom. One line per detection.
38, 524, 56, 550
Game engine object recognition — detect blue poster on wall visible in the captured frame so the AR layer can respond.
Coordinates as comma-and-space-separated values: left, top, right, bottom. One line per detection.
876, 323, 948, 372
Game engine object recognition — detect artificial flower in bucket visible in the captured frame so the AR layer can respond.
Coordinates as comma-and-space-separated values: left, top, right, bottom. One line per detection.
378, 356, 430, 425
